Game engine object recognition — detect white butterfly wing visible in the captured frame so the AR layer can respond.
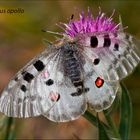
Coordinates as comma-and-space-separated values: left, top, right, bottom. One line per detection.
79, 31, 140, 111
1, 31, 139, 120
83, 57, 119, 111
43, 84, 87, 122
79, 32, 140, 81
0, 47, 60, 117
85, 79, 119, 112
0, 46, 87, 122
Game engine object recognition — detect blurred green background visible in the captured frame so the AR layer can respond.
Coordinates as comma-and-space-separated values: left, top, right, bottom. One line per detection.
0, 0, 140, 139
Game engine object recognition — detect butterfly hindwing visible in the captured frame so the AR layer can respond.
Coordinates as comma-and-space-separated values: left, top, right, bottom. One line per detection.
42, 45, 87, 122
85, 75, 119, 111
43, 84, 87, 122
82, 56, 119, 111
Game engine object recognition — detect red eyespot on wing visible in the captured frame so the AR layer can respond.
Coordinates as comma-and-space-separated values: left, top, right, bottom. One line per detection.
95, 77, 104, 88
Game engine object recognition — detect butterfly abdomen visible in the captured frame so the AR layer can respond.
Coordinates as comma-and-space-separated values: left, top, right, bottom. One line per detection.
63, 47, 84, 95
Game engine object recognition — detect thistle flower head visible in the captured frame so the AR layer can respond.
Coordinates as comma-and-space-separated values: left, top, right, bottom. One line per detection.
62, 9, 120, 37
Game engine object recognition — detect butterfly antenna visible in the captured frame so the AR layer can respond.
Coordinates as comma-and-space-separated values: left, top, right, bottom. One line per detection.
42, 39, 52, 46
70, 14, 74, 20
54, 35, 61, 40
42, 29, 64, 36
117, 15, 128, 32
119, 15, 123, 31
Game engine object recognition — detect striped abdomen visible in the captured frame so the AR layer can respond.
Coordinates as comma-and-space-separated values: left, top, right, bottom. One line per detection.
63, 49, 84, 95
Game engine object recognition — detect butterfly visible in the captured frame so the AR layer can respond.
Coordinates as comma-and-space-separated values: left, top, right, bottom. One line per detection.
0, 12, 140, 122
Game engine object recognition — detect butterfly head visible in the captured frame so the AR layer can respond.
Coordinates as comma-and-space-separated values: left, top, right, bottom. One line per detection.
53, 34, 77, 48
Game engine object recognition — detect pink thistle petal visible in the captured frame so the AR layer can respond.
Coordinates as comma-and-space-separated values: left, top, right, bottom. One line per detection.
62, 9, 120, 37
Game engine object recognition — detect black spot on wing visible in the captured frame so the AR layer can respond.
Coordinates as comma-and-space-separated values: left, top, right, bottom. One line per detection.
21, 71, 26, 75
21, 85, 27, 92
93, 58, 100, 65
56, 94, 60, 101
23, 72, 34, 83
71, 88, 83, 96
33, 60, 45, 71
90, 36, 98, 48
73, 81, 83, 87
71, 87, 89, 97
71, 91, 82, 96
114, 43, 119, 51
14, 77, 18, 81
103, 35, 111, 47
46, 79, 54, 86
85, 87, 90, 92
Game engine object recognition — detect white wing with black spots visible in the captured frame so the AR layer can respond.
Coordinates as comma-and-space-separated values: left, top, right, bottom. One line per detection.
82, 56, 119, 111
79, 31, 140, 81
43, 84, 87, 122
85, 79, 119, 112
0, 45, 87, 122
0, 30, 140, 122
0, 47, 62, 118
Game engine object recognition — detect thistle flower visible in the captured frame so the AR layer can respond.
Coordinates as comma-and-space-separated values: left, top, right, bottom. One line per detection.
62, 9, 120, 37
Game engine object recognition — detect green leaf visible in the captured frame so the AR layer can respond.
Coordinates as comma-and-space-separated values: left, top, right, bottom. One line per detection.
97, 114, 110, 140
4, 117, 16, 140
119, 82, 132, 140
83, 111, 97, 126
104, 94, 120, 116
104, 110, 121, 139
0, 116, 7, 130
83, 111, 109, 130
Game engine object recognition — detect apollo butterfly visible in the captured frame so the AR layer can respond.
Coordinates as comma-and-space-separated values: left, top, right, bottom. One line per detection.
0, 9, 139, 122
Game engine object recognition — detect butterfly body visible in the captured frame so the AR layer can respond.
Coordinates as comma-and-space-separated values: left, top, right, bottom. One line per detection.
61, 43, 87, 97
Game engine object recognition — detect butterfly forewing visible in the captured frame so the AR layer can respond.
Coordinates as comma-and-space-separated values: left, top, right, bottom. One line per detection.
0, 43, 88, 122
77, 31, 140, 111
0, 47, 62, 117
79, 31, 140, 81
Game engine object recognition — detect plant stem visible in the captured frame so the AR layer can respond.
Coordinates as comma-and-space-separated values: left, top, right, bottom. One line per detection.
104, 111, 121, 140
